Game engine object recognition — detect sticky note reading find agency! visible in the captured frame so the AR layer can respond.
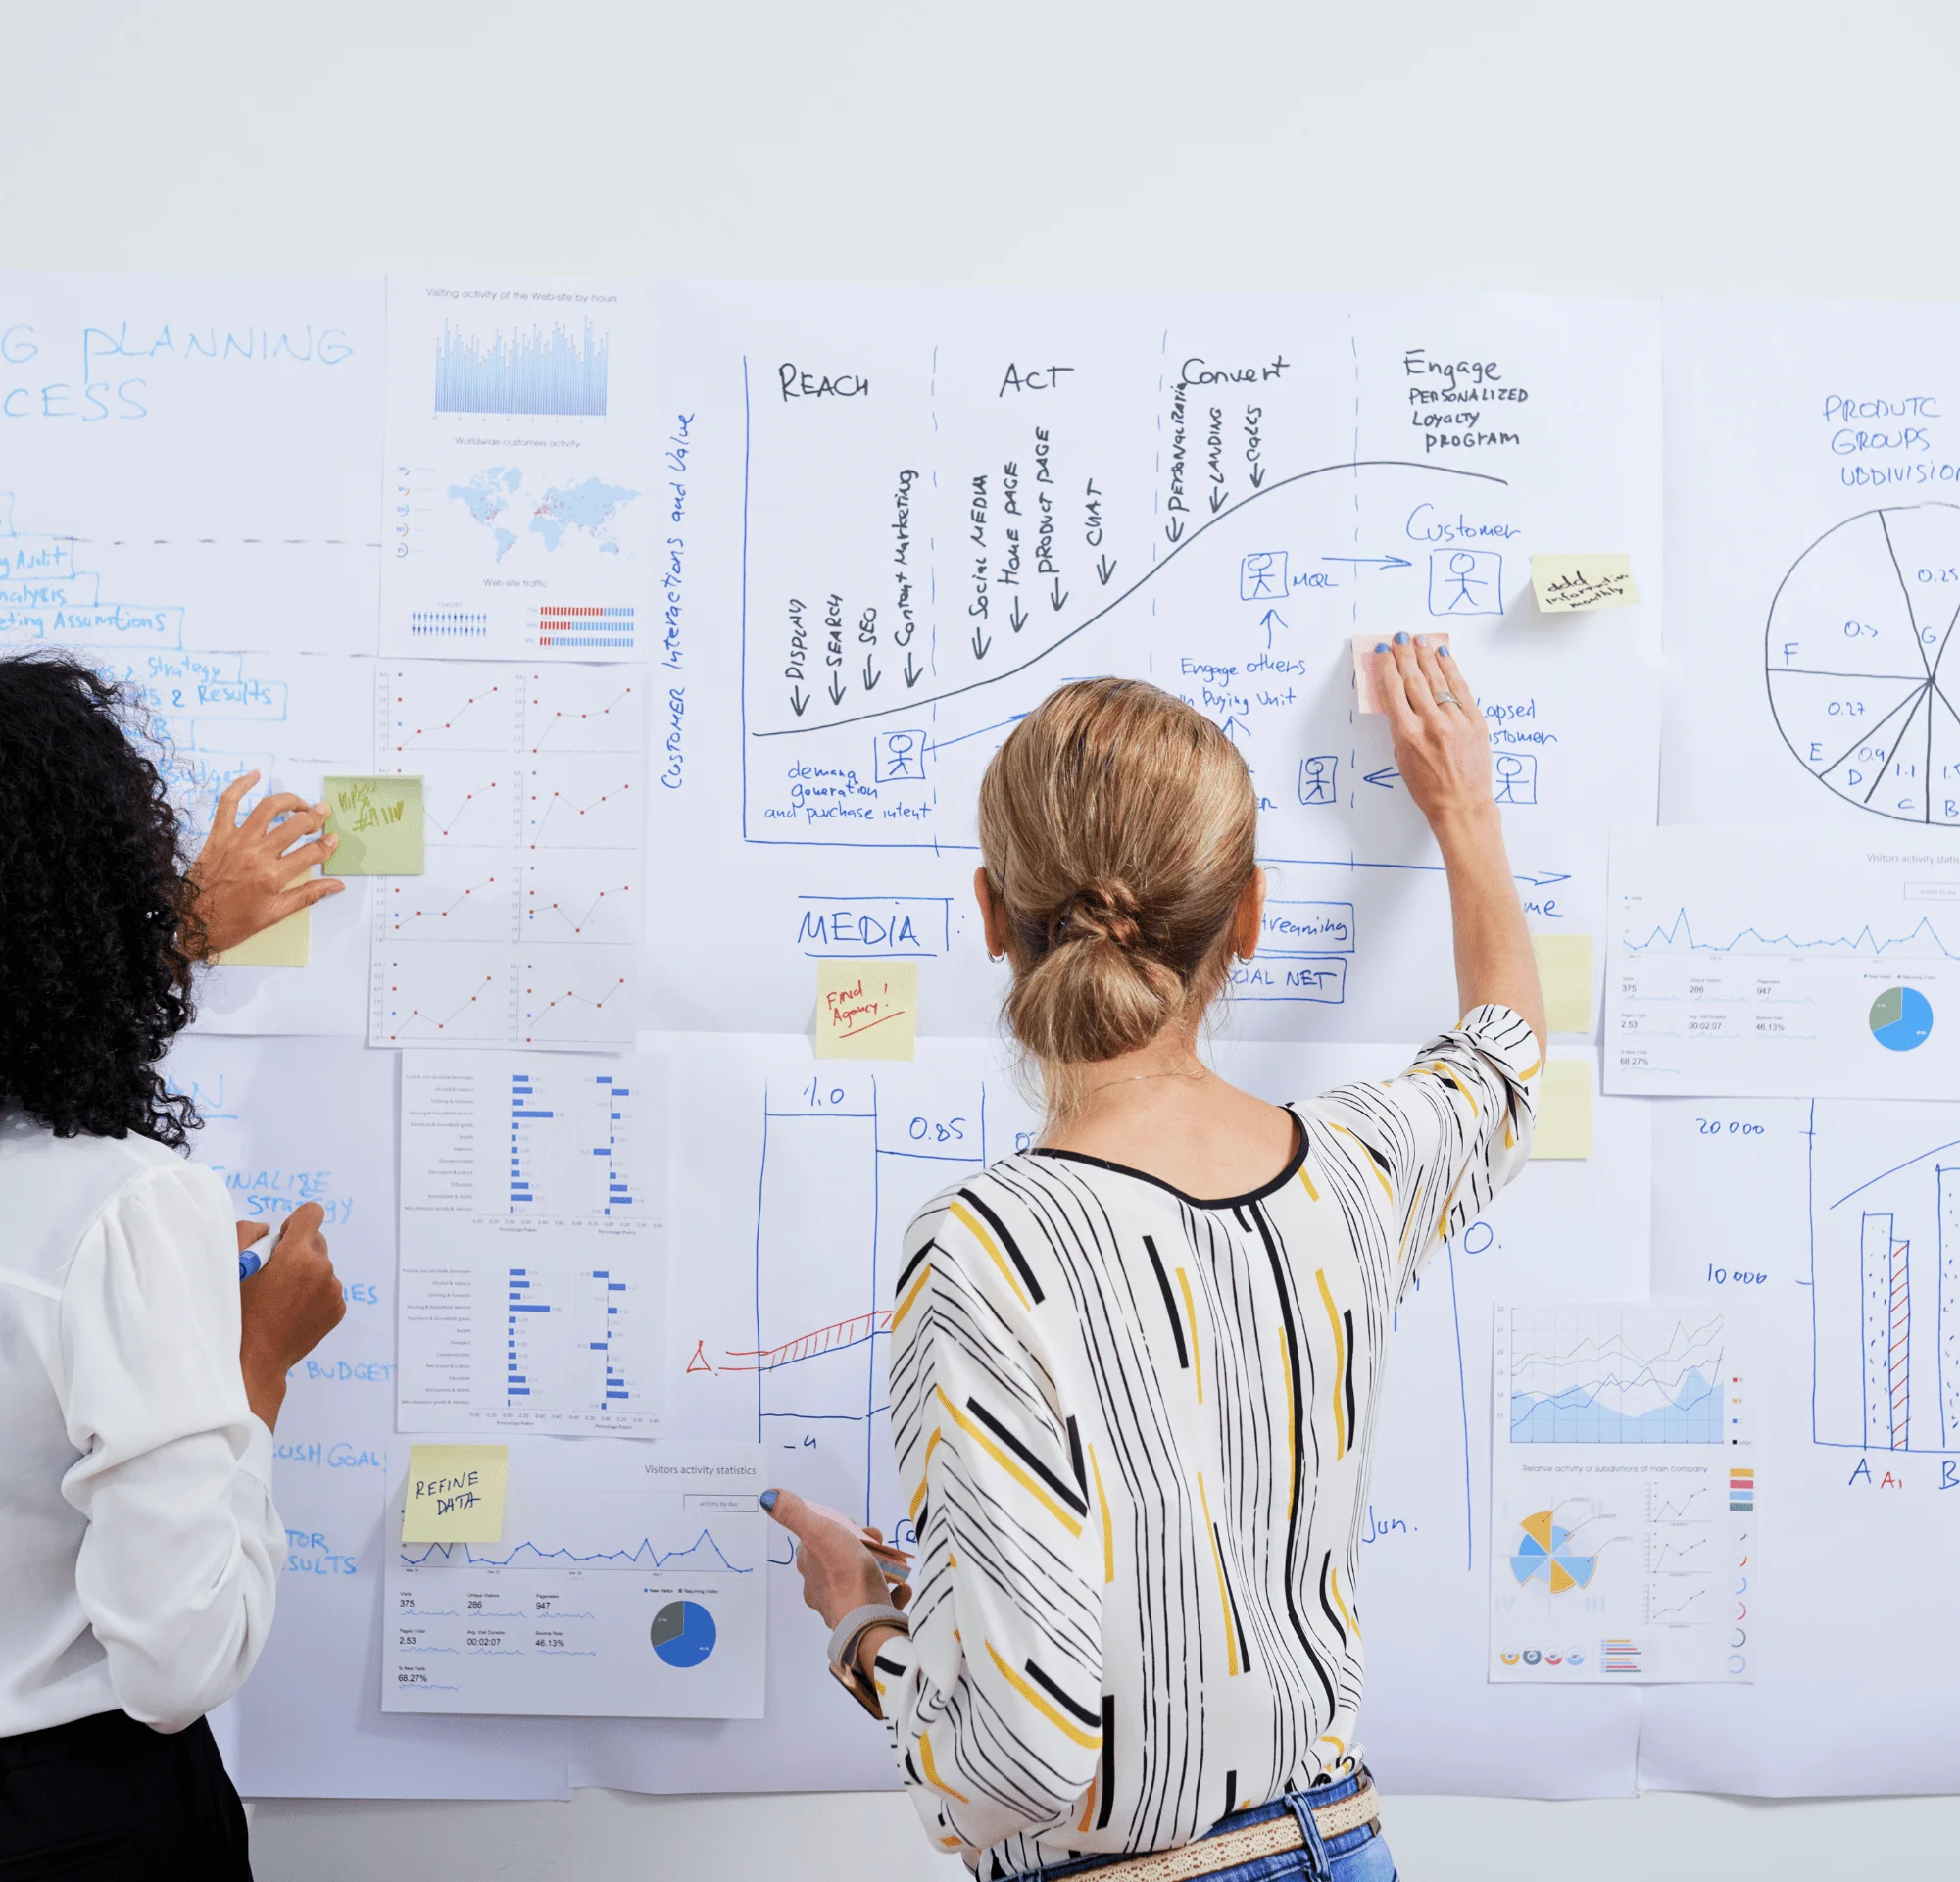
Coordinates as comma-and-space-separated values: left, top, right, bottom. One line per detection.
402, 1443, 508, 1543
324, 775, 424, 876
1530, 554, 1640, 614
816, 960, 917, 1061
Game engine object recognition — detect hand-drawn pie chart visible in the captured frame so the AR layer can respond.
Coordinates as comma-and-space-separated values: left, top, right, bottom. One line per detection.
650, 1598, 717, 1667
1508, 1511, 1599, 1593
1766, 503, 1960, 825
1870, 985, 1935, 1052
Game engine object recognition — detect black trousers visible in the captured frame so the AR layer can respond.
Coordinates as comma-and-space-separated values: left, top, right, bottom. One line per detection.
0, 1711, 249, 1879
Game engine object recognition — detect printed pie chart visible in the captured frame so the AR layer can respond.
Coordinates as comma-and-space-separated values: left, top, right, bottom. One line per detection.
1509, 1511, 1598, 1594
1870, 985, 1935, 1053
650, 1598, 717, 1667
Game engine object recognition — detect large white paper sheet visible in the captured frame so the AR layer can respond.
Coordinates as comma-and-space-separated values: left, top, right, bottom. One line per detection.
161, 1035, 571, 1799
381, 277, 655, 662
369, 662, 644, 1049
1606, 824, 1960, 1097
1640, 1098, 1960, 1794
0, 274, 382, 658
397, 1051, 668, 1435
1664, 299, 1960, 833
651, 284, 1662, 1043
384, 1440, 766, 1719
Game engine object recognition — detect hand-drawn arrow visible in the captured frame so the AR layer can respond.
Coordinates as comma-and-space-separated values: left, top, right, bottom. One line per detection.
1008, 599, 1029, 633
904, 652, 923, 687
1250, 464, 1266, 489
1321, 554, 1413, 570
827, 673, 847, 706
1220, 714, 1250, 744
1259, 608, 1290, 650
1513, 869, 1572, 889
1363, 764, 1400, 789
861, 657, 880, 691
971, 626, 991, 660
1050, 577, 1068, 611
1208, 486, 1229, 514
1096, 554, 1117, 585
790, 687, 809, 718
1165, 517, 1186, 544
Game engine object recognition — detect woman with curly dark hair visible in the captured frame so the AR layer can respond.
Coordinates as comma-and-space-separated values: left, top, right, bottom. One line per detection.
0, 654, 350, 1879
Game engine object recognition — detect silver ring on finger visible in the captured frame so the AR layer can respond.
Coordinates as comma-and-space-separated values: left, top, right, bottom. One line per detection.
1432, 689, 1460, 707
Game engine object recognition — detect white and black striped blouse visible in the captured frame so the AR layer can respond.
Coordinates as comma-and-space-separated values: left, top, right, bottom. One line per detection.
870, 1006, 1541, 1875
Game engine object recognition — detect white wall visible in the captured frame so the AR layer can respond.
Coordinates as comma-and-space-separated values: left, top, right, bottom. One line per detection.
13, 2, 1960, 1873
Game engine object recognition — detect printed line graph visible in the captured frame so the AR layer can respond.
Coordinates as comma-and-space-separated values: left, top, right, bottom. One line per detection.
382, 971, 505, 1042
387, 871, 510, 942
527, 775, 638, 849
1507, 1306, 1727, 1445
424, 774, 515, 844
525, 680, 639, 752
1625, 908, 1960, 962
400, 1528, 750, 1574
523, 875, 636, 942
386, 679, 516, 753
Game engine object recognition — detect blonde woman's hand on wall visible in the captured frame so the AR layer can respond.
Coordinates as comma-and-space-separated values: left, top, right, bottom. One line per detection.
1371, 633, 1497, 837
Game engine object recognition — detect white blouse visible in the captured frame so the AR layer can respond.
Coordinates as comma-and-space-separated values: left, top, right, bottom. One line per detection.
873, 1007, 1540, 1874
0, 1115, 283, 1737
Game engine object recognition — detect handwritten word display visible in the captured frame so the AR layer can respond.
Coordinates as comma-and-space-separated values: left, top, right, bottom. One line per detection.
402, 1443, 508, 1542
1531, 553, 1641, 613
815, 961, 917, 1061
325, 774, 424, 875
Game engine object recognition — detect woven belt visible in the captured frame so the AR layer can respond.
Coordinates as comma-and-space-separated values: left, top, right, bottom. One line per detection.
1057, 1782, 1379, 1882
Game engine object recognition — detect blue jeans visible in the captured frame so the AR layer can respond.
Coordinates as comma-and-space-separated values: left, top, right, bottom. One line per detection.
1025, 1770, 1396, 1882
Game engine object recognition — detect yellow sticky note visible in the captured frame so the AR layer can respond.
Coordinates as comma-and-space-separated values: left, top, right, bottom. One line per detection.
402, 1444, 508, 1544
815, 960, 917, 1060
212, 869, 312, 967
1533, 934, 1595, 1034
1530, 1058, 1593, 1161
1530, 554, 1640, 614
324, 775, 424, 876
1352, 631, 1448, 713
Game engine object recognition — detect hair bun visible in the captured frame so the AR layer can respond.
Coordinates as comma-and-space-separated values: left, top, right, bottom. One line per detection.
1051, 882, 1143, 951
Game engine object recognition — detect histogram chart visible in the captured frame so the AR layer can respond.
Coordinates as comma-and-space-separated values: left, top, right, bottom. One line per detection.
1607, 824, 1960, 1098
370, 664, 644, 1049
434, 317, 610, 418
1491, 1303, 1755, 1684
382, 277, 653, 661
384, 1438, 766, 1718
396, 1052, 668, 1436
1810, 1099, 1960, 1453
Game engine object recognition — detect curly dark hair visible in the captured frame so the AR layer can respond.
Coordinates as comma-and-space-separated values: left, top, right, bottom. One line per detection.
0, 654, 201, 1146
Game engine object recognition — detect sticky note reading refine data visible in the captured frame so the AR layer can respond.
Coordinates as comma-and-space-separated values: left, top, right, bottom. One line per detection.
1530, 1058, 1594, 1161
1351, 633, 1449, 714
815, 960, 917, 1061
1530, 554, 1640, 614
1532, 933, 1596, 1035
402, 1444, 508, 1544
324, 775, 424, 876
212, 869, 312, 967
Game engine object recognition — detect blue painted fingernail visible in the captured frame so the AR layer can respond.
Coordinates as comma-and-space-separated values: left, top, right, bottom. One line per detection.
759, 1489, 779, 1512
1438, 644, 1452, 659
1393, 631, 1410, 645
1374, 641, 1390, 654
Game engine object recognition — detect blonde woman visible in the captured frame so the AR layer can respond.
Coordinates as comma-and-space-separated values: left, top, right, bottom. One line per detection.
768, 634, 1544, 1882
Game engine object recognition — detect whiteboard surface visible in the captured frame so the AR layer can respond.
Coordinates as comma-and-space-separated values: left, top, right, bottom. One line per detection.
18, 1, 1960, 1873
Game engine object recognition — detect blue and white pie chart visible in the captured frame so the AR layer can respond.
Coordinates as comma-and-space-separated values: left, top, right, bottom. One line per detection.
1870, 986, 1935, 1053
650, 1599, 717, 1668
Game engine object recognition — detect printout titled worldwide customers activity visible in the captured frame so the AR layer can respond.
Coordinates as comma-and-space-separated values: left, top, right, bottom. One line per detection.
1606, 825, 1960, 1098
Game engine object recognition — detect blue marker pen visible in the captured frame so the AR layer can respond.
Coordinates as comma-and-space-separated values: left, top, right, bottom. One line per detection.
238, 1217, 286, 1281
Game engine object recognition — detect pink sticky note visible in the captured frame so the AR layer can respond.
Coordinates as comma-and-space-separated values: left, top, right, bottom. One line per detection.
1352, 633, 1448, 714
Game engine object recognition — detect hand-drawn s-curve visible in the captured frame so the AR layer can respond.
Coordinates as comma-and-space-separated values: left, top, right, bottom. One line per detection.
751, 457, 1509, 738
